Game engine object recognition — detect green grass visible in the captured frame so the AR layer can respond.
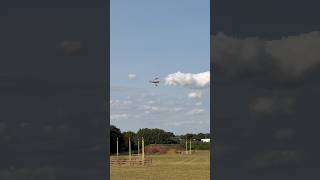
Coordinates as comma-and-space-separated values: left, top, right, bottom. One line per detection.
110, 150, 210, 180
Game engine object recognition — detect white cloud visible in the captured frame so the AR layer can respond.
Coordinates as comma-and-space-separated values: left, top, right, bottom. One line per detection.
195, 102, 202, 106
147, 100, 155, 104
188, 91, 203, 99
110, 100, 118, 106
123, 100, 132, 105
165, 71, 210, 89
110, 90, 209, 134
187, 108, 205, 115
172, 107, 184, 112
110, 100, 132, 107
141, 93, 157, 98
142, 105, 161, 112
128, 73, 137, 79
110, 114, 129, 121
166, 119, 208, 127
139, 104, 184, 114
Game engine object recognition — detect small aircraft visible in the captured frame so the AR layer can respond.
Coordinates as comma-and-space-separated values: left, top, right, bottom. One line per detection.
149, 77, 160, 87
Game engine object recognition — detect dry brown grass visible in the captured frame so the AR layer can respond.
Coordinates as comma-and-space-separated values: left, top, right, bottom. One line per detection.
110, 150, 210, 180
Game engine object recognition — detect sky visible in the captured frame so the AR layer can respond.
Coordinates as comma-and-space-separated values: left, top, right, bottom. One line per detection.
110, 0, 210, 135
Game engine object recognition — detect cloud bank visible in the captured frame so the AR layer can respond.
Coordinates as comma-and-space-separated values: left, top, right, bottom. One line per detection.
165, 71, 210, 89
110, 91, 210, 134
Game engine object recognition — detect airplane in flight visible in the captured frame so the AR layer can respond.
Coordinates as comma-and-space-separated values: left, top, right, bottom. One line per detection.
149, 77, 160, 87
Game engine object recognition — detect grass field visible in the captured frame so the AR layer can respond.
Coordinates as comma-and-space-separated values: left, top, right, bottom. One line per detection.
110, 150, 210, 180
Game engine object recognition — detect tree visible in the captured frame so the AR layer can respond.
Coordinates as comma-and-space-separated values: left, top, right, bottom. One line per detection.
136, 128, 177, 145
180, 133, 210, 141
110, 125, 125, 154
197, 133, 206, 140
184, 133, 195, 140
122, 131, 137, 150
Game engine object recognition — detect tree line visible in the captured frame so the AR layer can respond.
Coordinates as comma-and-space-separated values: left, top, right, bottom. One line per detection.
110, 125, 211, 154
178, 133, 210, 141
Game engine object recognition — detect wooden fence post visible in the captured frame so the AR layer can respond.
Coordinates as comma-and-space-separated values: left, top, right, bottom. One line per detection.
189, 139, 192, 154
185, 140, 188, 154
138, 138, 140, 156
142, 137, 145, 160
116, 137, 119, 158
129, 137, 131, 160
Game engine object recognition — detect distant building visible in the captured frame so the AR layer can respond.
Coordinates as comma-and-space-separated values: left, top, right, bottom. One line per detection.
201, 138, 210, 143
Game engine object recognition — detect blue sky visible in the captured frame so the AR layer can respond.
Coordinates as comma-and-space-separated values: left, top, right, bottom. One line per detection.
110, 0, 210, 135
